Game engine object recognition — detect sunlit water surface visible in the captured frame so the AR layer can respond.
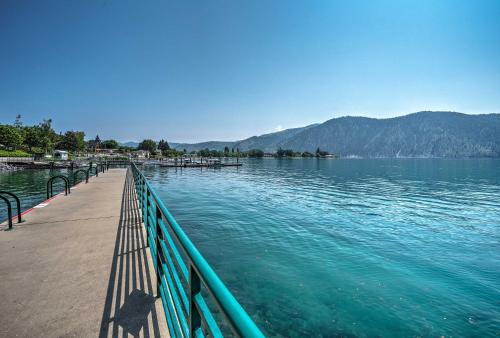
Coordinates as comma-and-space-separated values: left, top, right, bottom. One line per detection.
2, 159, 499, 337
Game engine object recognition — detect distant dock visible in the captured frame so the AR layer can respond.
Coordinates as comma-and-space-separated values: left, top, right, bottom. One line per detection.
159, 163, 242, 168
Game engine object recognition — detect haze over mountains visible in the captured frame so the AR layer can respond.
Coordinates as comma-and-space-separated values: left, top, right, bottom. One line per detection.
166, 112, 500, 158
120, 112, 500, 158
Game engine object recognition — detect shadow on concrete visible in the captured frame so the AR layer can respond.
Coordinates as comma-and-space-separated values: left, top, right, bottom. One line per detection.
99, 169, 162, 337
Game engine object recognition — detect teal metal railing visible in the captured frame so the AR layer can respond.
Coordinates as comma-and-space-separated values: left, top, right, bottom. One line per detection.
131, 163, 264, 338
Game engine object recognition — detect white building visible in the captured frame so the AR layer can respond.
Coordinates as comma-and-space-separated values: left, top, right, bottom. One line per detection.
131, 150, 150, 159
54, 150, 69, 160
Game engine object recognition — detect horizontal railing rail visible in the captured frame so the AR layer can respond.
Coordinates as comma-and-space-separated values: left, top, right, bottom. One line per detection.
131, 162, 264, 338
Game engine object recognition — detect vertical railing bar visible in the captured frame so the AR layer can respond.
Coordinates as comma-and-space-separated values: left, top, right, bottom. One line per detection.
160, 277, 184, 338
160, 261, 190, 337
159, 219, 189, 283
189, 266, 202, 338
156, 202, 162, 299
159, 238, 190, 314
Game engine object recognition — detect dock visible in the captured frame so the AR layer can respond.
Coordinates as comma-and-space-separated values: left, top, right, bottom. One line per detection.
159, 163, 242, 168
0, 169, 169, 337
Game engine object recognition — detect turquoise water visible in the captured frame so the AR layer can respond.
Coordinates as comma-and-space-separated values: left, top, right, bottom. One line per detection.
141, 159, 500, 337
1, 160, 499, 336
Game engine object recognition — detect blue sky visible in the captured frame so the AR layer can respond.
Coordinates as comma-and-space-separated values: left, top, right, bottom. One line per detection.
1, 0, 499, 142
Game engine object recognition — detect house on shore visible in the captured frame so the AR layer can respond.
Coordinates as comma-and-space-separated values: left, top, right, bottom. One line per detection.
131, 150, 150, 159
54, 150, 69, 160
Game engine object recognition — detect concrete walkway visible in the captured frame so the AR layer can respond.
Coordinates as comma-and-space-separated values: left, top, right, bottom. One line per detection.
0, 169, 168, 337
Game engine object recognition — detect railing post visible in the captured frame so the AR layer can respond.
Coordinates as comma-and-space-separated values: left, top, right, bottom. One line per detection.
189, 266, 202, 338
0, 191, 22, 223
156, 204, 162, 298
145, 187, 150, 247
0, 195, 13, 230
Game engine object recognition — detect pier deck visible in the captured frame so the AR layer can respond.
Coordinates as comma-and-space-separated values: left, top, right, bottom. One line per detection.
0, 169, 168, 337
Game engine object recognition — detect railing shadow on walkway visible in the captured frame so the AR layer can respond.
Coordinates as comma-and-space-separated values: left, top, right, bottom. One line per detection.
99, 169, 163, 338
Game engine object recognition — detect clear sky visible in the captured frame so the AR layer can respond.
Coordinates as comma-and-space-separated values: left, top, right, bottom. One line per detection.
1, 0, 499, 143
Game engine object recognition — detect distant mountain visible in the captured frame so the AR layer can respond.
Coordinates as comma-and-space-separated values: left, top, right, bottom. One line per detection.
119, 141, 139, 148
172, 111, 500, 157
281, 111, 500, 157
232, 124, 318, 152
169, 141, 234, 152
170, 125, 317, 152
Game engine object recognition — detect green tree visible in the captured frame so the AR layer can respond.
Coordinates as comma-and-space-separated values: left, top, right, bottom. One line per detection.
101, 139, 119, 149
138, 139, 157, 154
162, 148, 182, 157
0, 124, 24, 150
276, 147, 284, 157
14, 114, 23, 128
315, 147, 330, 157
247, 149, 264, 157
198, 148, 210, 157
24, 126, 42, 152
58, 131, 85, 152
38, 119, 58, 153
224, 146, 230, 154
158, 139, 170, 154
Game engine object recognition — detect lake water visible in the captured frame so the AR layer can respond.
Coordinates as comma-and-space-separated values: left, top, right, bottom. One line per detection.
2, 159, 500, 337
0, 168, 75, 220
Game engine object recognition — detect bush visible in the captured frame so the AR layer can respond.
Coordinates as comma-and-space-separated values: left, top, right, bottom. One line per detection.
0, 149, 32, 157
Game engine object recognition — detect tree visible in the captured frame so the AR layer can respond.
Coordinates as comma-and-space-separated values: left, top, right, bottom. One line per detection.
24, 126, 42, 151
0, 124, 24, 150
38, 119, 58, 153
158, 139, 170, 154
138, 139, 157, 154
101, 139, 119, 149
247, 149, 264, 157
14, 114, 22, 128
315, 147, 330, 157
198, 148, 210, 157
162, 148, 183, 157
224, 146, 230, 154
58, 131, 85, 152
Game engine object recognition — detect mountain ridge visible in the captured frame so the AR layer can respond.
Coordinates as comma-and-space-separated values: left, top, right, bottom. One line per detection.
169, 111, 500, 157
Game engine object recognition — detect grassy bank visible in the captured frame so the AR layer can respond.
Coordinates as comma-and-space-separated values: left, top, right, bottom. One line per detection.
0, 149, 32, 157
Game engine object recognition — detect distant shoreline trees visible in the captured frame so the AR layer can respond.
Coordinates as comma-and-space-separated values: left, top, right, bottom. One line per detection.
1, 115, 335, 159
0, 116, 86, 156
0, 116, 133, 157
